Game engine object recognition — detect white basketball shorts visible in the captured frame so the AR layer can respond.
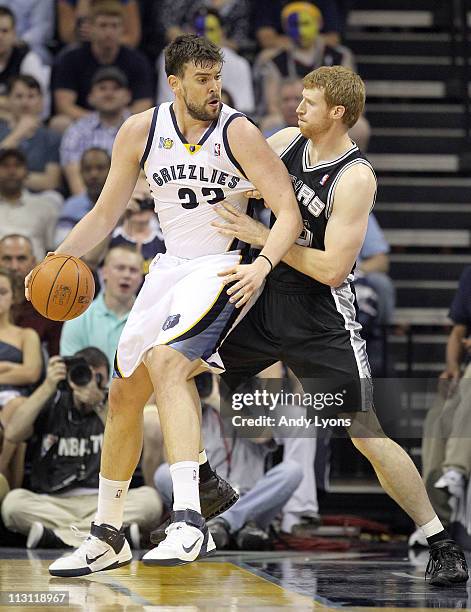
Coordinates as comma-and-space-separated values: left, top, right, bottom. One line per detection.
113, 250, 259, 378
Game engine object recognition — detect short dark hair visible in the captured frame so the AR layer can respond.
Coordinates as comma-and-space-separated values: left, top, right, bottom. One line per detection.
7, 74, 42, 95
0, 148, 27, 165
80, 147, 111, 167
103, 244, 142, 265
74, 347, 110, 373
0, 6, 15, 27
0, 234, 34, 251
164, 34, 224, 78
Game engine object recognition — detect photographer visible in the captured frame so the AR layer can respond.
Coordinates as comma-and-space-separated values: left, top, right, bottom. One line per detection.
1, 348, 162, 549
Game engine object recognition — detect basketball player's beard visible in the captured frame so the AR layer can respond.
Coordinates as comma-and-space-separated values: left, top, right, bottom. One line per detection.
299, 117, 333, 140
184, 96, 220, 122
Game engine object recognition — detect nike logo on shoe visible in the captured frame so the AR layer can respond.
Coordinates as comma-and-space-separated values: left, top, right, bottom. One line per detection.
182, 538, 201, 554
86, 551, 108, 565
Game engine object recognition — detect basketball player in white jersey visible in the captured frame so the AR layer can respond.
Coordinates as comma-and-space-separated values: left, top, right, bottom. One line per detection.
29, 35, 302, 574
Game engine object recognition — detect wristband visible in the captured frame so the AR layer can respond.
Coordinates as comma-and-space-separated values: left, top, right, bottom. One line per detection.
258, 254, 273, 273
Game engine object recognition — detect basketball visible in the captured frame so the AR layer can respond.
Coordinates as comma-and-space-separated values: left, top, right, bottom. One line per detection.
29, 254, 95, 321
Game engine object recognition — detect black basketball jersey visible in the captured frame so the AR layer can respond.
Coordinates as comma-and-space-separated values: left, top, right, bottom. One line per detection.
269, 132, 376, 293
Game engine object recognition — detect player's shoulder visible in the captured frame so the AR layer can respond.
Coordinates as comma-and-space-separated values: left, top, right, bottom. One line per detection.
115, 107, 156, 155
224, 107, 262, 144
339, 157, 376, 189
120, 107, 155, 133
267, 127, 301, 156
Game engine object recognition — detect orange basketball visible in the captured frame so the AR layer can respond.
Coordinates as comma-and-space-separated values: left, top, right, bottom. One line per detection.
29, 255, 95, 321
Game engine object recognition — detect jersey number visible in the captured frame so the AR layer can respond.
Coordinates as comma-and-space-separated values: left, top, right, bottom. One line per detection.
178, 187, 225, 209
296, 226, 313, 247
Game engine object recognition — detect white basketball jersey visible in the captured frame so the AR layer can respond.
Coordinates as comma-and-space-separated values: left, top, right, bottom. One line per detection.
141, 102, 254, 258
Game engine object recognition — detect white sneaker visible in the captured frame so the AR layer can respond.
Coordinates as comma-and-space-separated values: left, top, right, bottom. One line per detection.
48, 522, 132, 577
142, 509, 216, 567
434, 469, 466, 498
408, 527, 428, 548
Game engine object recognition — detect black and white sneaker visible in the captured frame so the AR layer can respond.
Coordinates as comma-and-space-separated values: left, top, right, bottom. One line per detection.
48, 522, 132, 577
27, 522, 71, 549
150, 471, 239, 545
142, 509, 216, 566
425, 539, 469, 587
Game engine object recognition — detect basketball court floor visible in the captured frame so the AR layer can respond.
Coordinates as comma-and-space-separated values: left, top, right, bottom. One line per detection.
0, 545, 469, 610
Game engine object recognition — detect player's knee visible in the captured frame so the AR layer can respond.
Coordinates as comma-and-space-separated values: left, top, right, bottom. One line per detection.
147, 345, 192, 383
108, 379, 144, 415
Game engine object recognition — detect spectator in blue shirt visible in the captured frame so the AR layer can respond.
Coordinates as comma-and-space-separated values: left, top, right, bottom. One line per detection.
357, 213, 395, 325
0, 75, 61, 192
54, 148, 111, 248
60, 67, 130, 195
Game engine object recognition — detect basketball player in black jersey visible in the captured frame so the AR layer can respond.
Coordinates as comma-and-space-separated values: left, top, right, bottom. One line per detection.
212, 66, 468, 587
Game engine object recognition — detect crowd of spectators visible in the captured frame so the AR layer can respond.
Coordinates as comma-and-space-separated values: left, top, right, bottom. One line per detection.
0, 0, 429, 553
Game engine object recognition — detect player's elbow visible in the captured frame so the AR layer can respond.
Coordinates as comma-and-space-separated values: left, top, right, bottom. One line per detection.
325, 267, 349, 287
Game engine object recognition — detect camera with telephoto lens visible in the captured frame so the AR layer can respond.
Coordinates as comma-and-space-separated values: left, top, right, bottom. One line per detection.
58, 356, 93, 390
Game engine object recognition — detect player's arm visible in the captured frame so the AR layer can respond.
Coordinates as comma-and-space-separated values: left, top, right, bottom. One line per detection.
217, 164, 376, 287
25, 112, 149, 300
266, 127, 300, 155
281, 164, 377, 286
53, 113, 148, 258
244, 127, 300, 199
226, 118, 302, 269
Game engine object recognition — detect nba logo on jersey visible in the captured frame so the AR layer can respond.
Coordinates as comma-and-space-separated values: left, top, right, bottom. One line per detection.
162, 314, 181, 331
159, 137, 173, 150
214, 142, 221, 156
320, 173, 330, 186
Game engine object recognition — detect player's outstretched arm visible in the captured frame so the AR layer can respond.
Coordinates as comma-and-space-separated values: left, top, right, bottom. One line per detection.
54, 112, 151, 259
227, 117, 302, 268
282, 164, 377, 286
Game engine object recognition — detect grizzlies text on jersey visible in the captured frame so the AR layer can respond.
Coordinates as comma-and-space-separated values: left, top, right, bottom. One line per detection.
141, 102, 253, 258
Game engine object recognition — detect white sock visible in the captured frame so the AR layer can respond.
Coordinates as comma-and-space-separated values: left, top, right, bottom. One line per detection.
420, 515, 444, 538
94, 474, 131, 531
170, 461, 201, 513
198, 449, 207, 465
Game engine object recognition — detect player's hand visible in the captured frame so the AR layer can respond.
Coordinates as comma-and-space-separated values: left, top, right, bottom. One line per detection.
43, 356, 67, 395
212, 201, 269, 247
244, 189, 262, 200
244, 190, 271, 208
218, 257, 271, 308
24, 251, 56, 301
